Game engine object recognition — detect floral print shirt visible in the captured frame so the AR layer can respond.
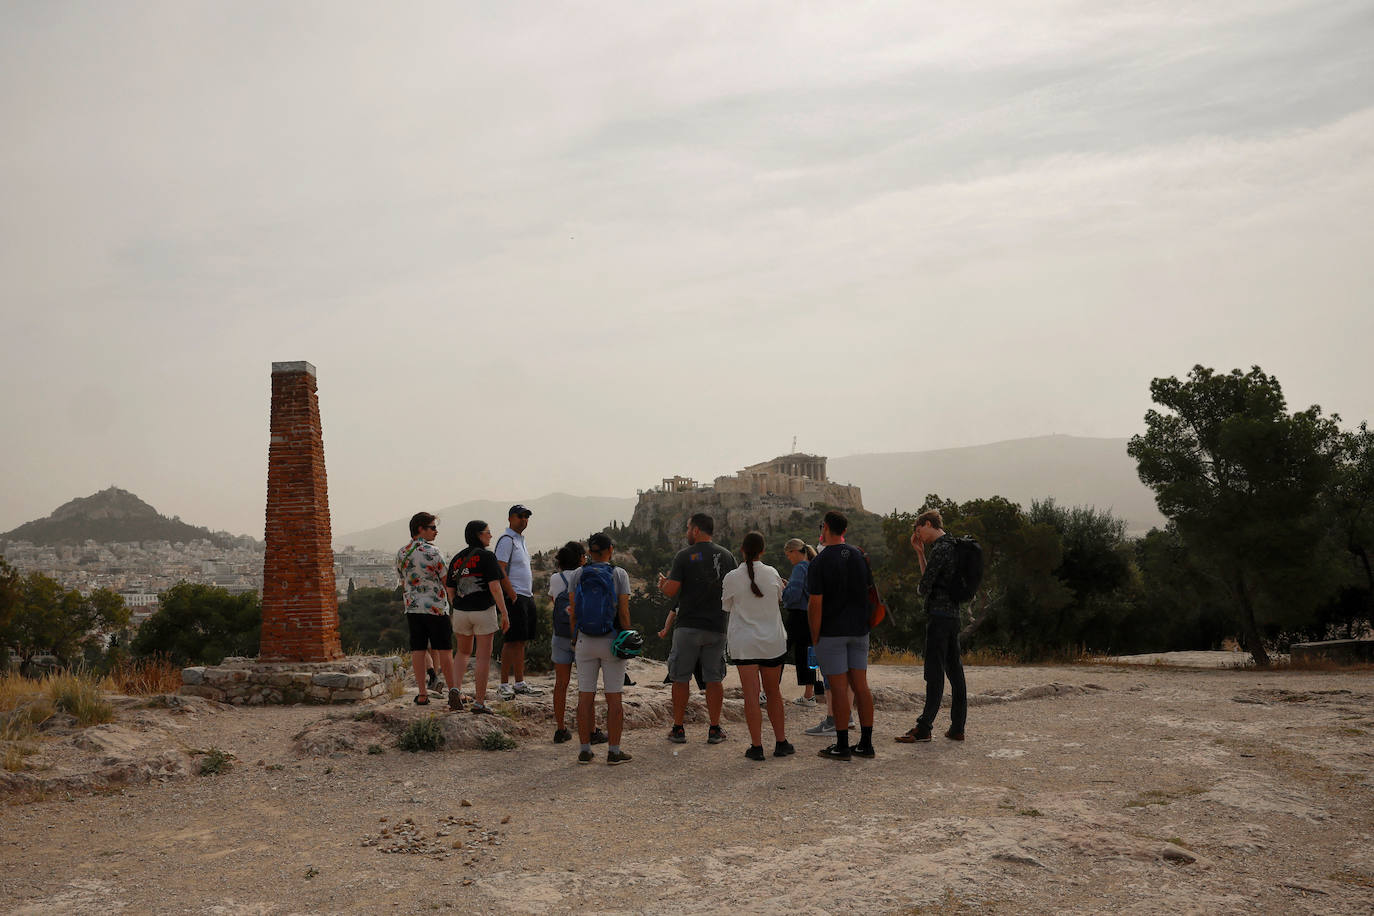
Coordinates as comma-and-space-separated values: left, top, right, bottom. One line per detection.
396, 536, 449, 615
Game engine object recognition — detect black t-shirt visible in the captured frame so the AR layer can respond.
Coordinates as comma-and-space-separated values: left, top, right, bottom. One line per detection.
806, 542, 873, 638
667, 540, 738, 632
446, 546, 505, 612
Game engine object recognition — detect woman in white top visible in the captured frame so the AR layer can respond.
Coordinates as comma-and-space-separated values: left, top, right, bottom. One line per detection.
721, 531, 794, 760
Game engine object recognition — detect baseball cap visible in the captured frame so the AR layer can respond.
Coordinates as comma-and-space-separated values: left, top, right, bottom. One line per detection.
508, 504, 533, 517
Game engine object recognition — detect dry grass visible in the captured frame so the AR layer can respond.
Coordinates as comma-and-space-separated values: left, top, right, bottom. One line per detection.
871, 647, 921, 666
102, 655, 183, 695
45, 673, 114, 725
1, 670, 112, 727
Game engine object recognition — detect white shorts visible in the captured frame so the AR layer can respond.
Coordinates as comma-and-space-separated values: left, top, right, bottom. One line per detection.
452, 608, 499, 637
574, 634, 626, 694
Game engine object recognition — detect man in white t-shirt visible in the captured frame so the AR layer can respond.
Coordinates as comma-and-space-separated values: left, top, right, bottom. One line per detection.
566, 532, 633, 765
495, 504, 541, 699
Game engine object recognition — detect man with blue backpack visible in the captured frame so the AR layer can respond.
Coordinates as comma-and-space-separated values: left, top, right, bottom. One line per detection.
565, 532, 635, 765
896, 508, 979, 744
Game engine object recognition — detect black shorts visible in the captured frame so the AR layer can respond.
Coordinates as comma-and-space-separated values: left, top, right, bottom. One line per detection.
504, 594, 538, 643
731, 653, 787, 668
407, 612, 452, 652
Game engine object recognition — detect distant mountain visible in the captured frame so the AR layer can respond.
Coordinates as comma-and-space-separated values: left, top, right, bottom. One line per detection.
0, 487, 255, 549
829, 435, 1165, 535
336, 492, 638, 554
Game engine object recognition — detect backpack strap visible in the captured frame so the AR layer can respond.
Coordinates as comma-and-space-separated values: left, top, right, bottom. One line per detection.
494, 533, 514, 564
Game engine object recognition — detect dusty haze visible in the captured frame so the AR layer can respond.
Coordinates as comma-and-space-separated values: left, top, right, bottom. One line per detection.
2, 2, 1371, 539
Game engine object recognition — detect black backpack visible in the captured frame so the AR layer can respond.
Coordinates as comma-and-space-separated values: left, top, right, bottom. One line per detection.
945, 536, 984, 604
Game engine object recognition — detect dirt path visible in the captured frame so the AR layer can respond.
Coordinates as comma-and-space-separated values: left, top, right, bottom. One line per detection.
3, 662, 1372, 914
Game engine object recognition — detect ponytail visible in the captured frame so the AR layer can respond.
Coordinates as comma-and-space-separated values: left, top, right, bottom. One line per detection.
784, 537, 817, 561
741, 531, 766, 598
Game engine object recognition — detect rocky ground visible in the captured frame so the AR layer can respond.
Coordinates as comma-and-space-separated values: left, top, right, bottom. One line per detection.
2, 658, 1372, 915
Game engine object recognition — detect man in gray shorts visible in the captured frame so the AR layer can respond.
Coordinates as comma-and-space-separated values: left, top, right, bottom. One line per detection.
657, 512, 736, 745
807, 510, 877, 761
566, 532, 633, 765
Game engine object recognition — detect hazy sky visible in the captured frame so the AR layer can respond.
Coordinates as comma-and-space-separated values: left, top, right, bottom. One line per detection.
3, 1, 1372, 539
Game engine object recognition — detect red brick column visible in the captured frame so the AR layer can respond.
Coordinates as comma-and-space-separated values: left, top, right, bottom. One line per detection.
260, 361, 343, 662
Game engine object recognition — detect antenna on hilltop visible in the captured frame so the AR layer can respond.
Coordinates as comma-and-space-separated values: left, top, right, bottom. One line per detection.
791, 435, 797, 453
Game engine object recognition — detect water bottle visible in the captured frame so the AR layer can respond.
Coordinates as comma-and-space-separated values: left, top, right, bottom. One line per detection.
807, 646, 819, 675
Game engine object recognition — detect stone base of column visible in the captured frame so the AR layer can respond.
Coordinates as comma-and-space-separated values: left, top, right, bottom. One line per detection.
179, 655, 405, 706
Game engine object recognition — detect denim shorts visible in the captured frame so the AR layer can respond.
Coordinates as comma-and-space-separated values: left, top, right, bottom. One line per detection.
814, 634, 869, 676
551, 635, 574, 666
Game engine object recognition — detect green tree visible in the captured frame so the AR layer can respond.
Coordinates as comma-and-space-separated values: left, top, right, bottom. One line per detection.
1327, 422, 1374, 632
337, 586, 407, 652
1026, 499, 1134, 650
131, 584, 261, 665
1127, 365, 1346, 664
0, 568, 130, 672
0, 557, 20, 668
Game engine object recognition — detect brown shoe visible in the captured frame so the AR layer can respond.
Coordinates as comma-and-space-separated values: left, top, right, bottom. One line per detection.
894, 727, 931, 744
945, 729, 965, 741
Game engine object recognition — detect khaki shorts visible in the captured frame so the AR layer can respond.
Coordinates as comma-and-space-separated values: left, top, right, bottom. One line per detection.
452, 607, 499, 637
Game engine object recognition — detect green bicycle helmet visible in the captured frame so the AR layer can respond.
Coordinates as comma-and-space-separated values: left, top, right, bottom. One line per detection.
612, 629, 645, 659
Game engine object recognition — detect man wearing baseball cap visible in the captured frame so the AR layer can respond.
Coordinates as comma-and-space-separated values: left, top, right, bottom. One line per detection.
495, 504, 542, 698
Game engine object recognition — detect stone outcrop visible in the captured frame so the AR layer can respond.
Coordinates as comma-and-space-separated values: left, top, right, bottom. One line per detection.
180, 655, 403, 705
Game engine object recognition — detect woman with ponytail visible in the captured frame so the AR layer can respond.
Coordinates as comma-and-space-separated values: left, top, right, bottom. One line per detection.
720, 531, 792, 760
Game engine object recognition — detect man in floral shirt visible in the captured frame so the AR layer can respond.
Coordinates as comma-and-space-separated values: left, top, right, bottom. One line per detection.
397, 512, 458, 707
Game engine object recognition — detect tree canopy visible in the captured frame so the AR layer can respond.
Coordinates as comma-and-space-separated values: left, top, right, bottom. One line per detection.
1128, 365, 1352, 664
131, 583, 261, 665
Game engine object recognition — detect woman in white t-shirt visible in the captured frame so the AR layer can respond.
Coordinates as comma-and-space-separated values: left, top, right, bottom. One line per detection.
721, 531, 793, 760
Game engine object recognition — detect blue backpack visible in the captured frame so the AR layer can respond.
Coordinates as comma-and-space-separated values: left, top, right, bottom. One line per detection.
575, 563, 619, 636
552, 571, 573, 638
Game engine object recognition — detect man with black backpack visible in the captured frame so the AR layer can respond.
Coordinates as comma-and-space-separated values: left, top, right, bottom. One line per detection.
566, 532, 634, 765
897, 509, 971, 744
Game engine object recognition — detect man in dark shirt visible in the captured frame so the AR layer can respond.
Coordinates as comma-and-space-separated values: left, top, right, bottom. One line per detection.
656, 512, 737, 745
897, 508, 968, 743
807, 510, 876, 761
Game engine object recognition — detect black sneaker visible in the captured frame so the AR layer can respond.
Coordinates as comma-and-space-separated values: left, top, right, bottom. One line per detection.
851, 744, 876, 759
707, 725, 727, 745
667, 725, 687, 744
773, 740, 796, 758
589, 729, 609, 746
744, 745, 766, 761
577, 749, 593, 764
817, 744, 852, 761
553, 728, 572, 744
426, 668, 438, 690
447, 688, 463, 711
606, 749, 632, 766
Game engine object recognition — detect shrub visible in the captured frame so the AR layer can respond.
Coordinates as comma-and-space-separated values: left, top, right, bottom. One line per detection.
397, 717, 444, 752
198, 747, 234, 776
479, 731, 516, 751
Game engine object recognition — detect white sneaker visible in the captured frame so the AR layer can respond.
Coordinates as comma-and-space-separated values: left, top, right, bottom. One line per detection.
793, 695, 818, 707
498, 683, 515, 700
513, 682, 544, 696
759, 691, 768, 705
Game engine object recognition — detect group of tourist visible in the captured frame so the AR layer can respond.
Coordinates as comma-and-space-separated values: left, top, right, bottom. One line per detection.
395, 505, 969, 765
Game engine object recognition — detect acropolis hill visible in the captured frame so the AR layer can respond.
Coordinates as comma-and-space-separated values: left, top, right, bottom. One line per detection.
626, 453, 865, 540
